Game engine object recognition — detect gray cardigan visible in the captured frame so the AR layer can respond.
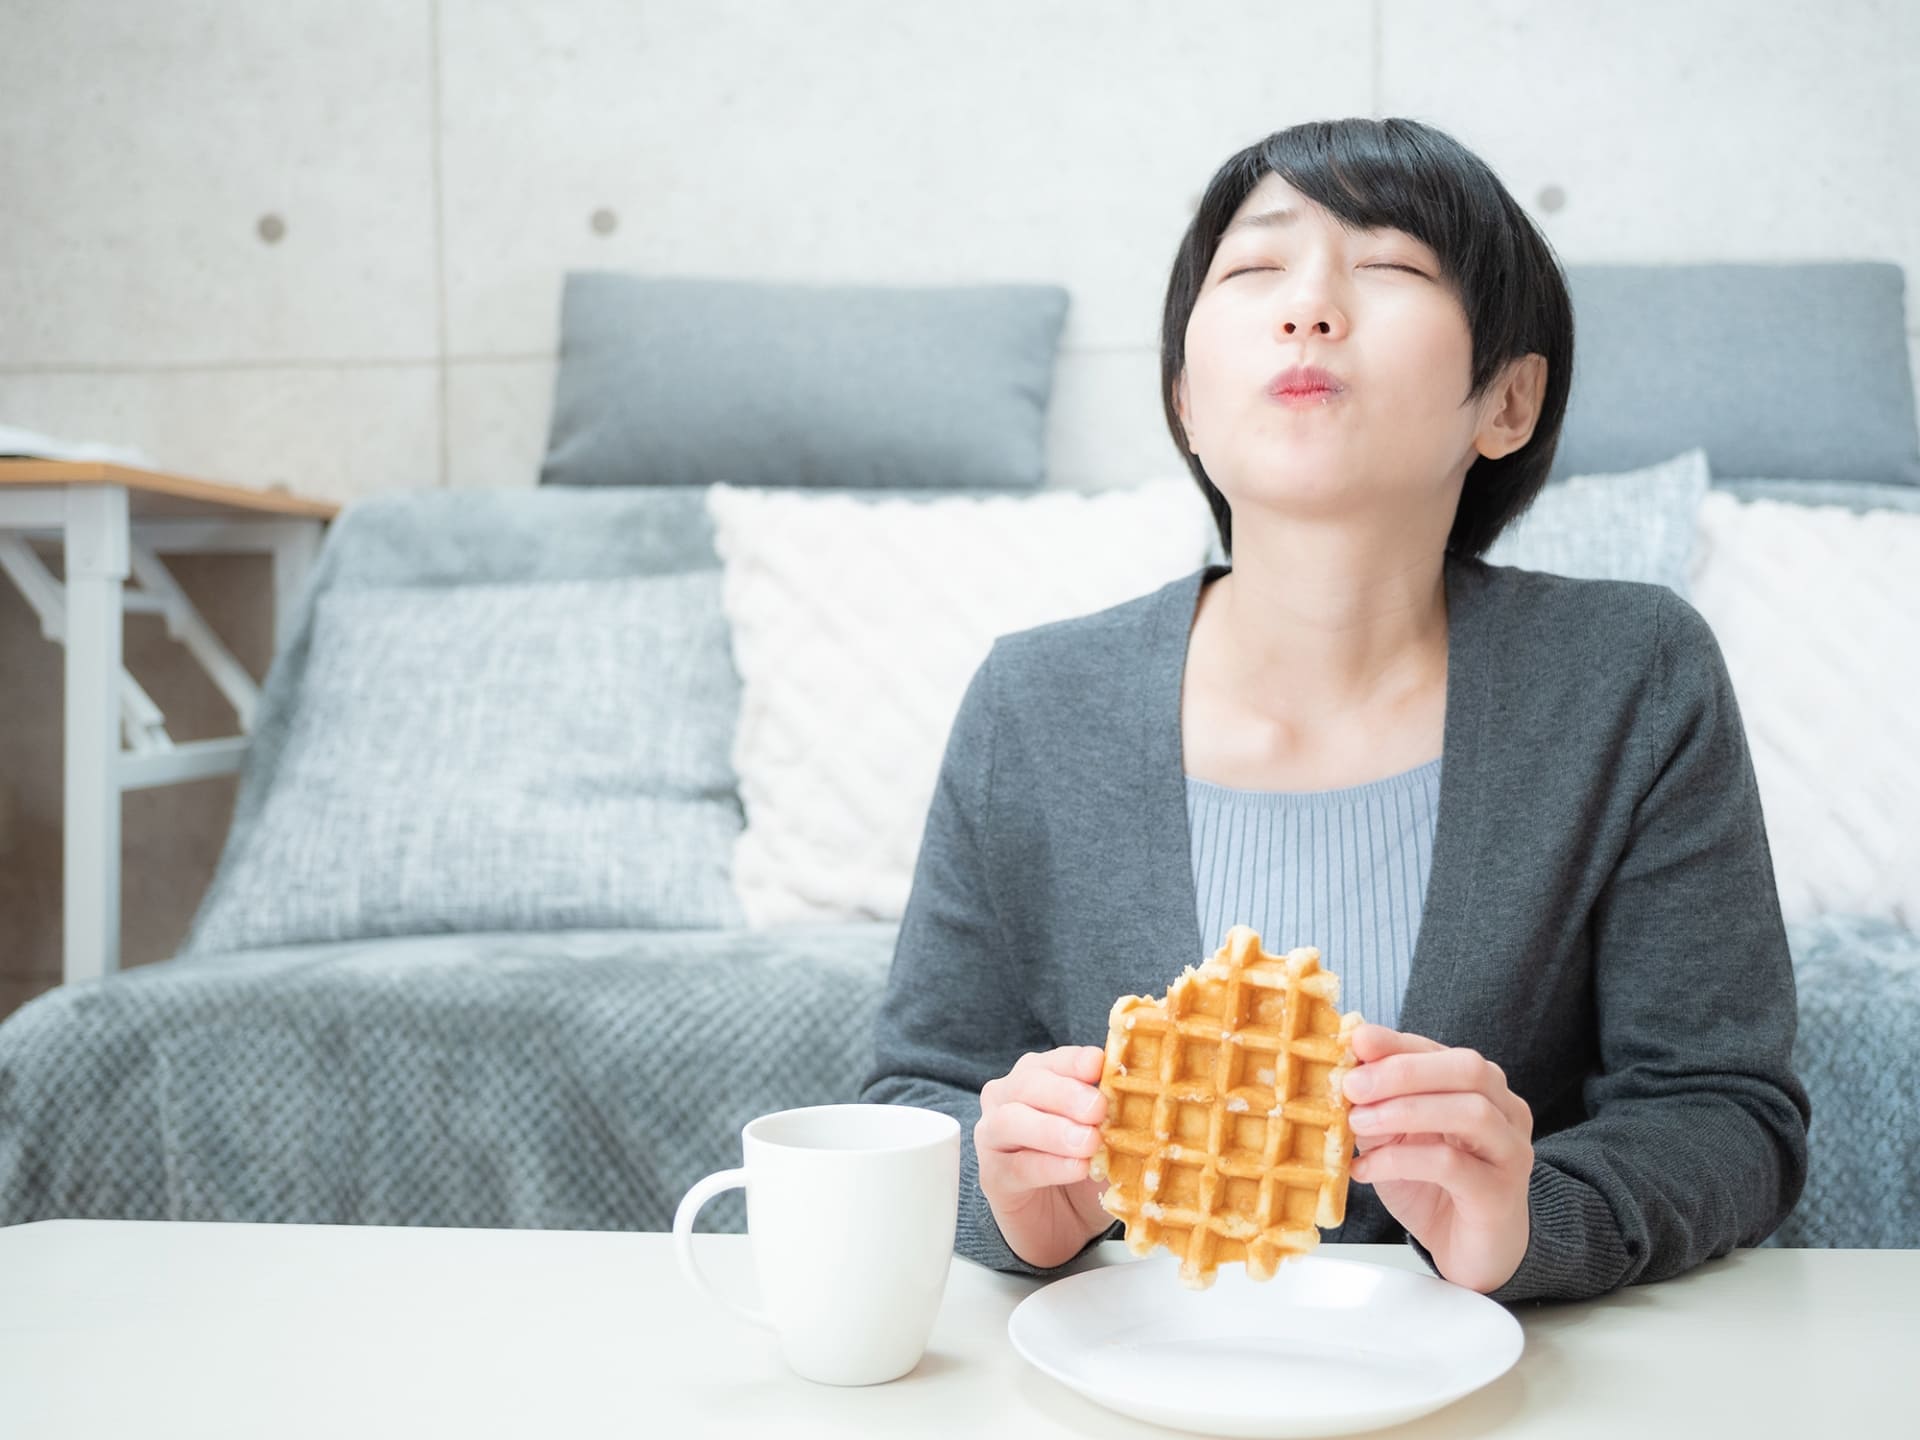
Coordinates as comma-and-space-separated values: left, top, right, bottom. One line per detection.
859, 552, 1811, 1305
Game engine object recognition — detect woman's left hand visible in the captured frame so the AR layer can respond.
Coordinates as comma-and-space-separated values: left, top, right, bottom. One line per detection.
1341, 1023, 1534, 1294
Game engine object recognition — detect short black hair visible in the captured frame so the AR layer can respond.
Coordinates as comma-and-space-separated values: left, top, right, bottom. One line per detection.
1159, 116, 1574, 561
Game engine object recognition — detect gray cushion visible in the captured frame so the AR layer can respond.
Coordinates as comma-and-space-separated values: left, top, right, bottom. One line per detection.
1557, 262, 1920, 487
316, 485, 725, 587
177, 487, 757, 957
538, 273, 1069, 490
1487, 447, 1708, 595
179, 570, 745, 954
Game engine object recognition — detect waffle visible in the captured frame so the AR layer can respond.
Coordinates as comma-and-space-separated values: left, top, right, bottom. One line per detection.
1089, 924, 1362, 1289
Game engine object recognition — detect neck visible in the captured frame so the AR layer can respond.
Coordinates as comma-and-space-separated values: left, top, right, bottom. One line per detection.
1198, 541, 1449, 725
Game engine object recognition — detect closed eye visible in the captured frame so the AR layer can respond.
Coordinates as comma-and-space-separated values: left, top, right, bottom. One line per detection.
1222, 263, 1425, 279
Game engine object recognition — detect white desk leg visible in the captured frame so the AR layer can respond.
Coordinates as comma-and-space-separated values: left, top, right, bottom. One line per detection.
62, 484, 129, 985
269, 519, 322, 653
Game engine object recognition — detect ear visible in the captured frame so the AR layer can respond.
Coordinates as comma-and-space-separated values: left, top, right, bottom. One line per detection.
1173, 372, 1198, 453
1475, 353, 1547, 462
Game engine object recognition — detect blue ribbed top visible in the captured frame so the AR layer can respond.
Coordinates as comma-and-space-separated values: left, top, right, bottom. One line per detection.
1183, 755, 1442, 1032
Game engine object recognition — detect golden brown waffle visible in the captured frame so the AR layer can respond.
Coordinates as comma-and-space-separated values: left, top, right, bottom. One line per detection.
1089, 924, 1362, 1289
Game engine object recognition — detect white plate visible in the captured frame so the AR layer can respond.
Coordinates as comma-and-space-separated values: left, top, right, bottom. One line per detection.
1006, 1252, 1523, 1438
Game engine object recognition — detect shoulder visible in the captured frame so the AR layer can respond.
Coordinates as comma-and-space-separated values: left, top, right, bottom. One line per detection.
1467, 554, 1670, 642
1462, 554, 1724, 695
955, 568, 1199, 777
1477, 555, 1722, 663
982, 567, 1198, 691
1466, 558, 1738, 796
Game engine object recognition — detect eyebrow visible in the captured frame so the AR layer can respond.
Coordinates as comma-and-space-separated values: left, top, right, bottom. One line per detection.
1217, 206, 1430, 254
1219, 206, 1304, 238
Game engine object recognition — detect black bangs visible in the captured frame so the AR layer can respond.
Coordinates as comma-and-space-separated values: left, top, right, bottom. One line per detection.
1159, 116, 1576, 561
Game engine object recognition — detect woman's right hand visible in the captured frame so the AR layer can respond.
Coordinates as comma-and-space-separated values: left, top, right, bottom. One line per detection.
976, 1045, 1115, 1269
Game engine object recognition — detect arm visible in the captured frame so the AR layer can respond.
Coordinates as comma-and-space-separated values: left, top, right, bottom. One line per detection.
1479, 589, 1812, 1302
857, 644, 1119, 1276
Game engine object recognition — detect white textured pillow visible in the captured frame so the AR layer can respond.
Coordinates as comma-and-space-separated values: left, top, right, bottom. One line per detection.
1688, 490, 1920, 928
707, 478, 1216, 928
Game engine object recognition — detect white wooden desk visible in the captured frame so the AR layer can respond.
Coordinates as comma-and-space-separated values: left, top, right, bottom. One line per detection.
0, 1220, 1909, 1438
0, 460, 337, 985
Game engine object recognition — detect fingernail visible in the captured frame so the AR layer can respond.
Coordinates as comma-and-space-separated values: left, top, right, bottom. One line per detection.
1348, 1104, 1375, 1131
1345, 1070, 1373, 1101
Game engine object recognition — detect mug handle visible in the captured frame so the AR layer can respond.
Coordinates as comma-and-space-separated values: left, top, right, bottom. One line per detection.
672, 1168, 773, 1330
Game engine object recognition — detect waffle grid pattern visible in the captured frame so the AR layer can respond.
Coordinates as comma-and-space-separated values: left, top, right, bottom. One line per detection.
1091, 925, 1361, 1289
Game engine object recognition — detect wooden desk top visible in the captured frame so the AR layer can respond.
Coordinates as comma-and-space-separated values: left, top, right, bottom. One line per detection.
0, 459, 339, 521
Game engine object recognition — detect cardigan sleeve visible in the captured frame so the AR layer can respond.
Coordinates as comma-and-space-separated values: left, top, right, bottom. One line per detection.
857, 644, 1122, 1277
1467, 588, 1812, 1304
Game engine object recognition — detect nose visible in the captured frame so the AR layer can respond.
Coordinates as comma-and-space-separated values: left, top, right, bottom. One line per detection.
1272, 261, 1348, 341
1277, 295, 1345, 339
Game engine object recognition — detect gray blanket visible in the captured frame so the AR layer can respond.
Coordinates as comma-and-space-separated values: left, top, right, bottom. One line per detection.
0, 922, 897, 1236
1, 910, 1914, 1247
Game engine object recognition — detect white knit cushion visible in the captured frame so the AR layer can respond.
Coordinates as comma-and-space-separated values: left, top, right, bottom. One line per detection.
706, 477, 1216, 928
1688, 490, 1920, 928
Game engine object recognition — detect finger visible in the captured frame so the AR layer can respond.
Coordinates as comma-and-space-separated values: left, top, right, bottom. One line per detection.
1353, 1128, 1447, 1154
1017, 1045, 1107, 1084
995, 1149, 1092, 1191
1012, 1049, 1108, 1119
1349, 1140, 1508, 1199
1343, 1027, 1448, 1111
1348, 1091, 1524, 1165
980, 1100, 1103, 1160
1349, 1024, 1446, 1064
1021, 1067, 1107, 1127
989, 1047, 1105, 1114
1345, 1047, 1480, 1103
1343, 1047, 1527, 1128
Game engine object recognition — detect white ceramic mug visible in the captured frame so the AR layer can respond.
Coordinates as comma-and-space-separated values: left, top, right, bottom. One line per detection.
672, 1103, 961, 1386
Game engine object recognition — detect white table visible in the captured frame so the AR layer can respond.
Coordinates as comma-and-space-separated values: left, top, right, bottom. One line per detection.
0, 460, 336, 985
0, 1220, 1909, 1438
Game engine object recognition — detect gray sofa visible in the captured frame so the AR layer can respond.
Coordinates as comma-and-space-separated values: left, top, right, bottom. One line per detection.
0, 474, 1916, 1249
3, 262, 1919, 1248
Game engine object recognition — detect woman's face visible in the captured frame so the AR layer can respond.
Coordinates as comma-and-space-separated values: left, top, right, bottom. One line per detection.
1176, 173, 1510, 533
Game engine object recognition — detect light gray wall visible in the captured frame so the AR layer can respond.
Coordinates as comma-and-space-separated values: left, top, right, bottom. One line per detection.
2, 0, 1916, 1011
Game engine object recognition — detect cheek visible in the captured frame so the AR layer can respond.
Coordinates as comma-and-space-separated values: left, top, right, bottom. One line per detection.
1182, 301, 1261, 409
1379, 315, 1473, 417
1402, 299, 1473, 363
1183, 301, 1233, 369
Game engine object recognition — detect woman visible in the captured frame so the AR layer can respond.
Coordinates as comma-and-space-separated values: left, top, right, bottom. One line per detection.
859, 116, 1809, 1303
